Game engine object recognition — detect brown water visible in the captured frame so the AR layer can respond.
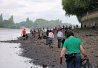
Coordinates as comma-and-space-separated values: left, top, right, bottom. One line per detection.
0, 28, 43, 68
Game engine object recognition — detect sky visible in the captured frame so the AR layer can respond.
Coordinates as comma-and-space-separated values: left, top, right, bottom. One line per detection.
0, 0, 80, 25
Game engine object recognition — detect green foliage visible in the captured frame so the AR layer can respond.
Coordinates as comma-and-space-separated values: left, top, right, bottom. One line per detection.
0, 14, 70, 29
15, 20, 34, 28
62, 0, 98, 16
0, 14, 3, 27
33, 19, 62, 28
16, 18, 67, 28
0, 15, 15, 28
8, 16, 14, 25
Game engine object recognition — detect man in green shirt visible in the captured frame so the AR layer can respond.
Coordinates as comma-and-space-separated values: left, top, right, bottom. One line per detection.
59, 30, 88, 68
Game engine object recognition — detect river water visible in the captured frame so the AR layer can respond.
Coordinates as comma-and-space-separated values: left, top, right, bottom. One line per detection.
0, 28, 43, 68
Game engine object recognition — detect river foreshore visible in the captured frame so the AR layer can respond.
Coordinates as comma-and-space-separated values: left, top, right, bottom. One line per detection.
1, 29, 98, 68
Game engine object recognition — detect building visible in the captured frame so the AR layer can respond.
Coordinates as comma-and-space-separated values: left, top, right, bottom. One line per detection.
81, 10, 98, 28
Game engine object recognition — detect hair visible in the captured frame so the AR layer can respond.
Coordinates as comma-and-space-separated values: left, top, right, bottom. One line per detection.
65, 30, 74, 38
49, 30, 52, 32
58, 28, 62, 31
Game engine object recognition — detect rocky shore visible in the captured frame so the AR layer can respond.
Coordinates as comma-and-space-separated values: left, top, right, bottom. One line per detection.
1, 29, 98, 68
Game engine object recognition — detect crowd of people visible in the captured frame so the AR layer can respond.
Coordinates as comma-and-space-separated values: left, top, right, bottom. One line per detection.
21, 25, 77, 48
21, 25, 94, 68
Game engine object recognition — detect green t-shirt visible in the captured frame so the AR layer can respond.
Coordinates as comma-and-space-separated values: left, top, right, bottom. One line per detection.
63, 37, 82, 54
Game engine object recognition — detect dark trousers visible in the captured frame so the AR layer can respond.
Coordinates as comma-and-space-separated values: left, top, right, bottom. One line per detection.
66, 53, 81, 68
48, 37, 53, 46
46, 37, 49, 45
57, 37, 62, 48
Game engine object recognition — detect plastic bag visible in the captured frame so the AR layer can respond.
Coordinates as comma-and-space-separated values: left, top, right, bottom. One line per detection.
81, 60, 96, 68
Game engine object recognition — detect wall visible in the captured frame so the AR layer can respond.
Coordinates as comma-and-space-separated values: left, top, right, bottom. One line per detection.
81, 10, 98, 28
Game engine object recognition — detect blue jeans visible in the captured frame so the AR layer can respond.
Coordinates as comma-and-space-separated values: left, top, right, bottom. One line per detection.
48, 37, 53, 46
46, 37, 49, 45
66, 53, 81, 68
57, 37, 62, 48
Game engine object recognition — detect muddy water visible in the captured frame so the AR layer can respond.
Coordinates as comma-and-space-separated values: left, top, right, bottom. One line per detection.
0, 28, 43, 68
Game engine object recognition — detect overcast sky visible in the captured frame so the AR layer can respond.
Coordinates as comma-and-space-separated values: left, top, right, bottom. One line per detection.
0, 0, 80, 25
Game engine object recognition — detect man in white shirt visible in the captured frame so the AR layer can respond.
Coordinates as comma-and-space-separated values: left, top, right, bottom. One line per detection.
57, 29, 63, 48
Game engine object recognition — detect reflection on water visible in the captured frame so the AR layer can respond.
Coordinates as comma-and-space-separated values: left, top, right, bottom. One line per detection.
0, 42, 42, 68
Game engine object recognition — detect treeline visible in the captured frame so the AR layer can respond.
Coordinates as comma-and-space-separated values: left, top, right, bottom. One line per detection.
16, 18, 70, 29
0, 14, 70, 29
0, 14, 15, 28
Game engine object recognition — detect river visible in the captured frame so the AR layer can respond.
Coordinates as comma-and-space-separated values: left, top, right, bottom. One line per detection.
0, 28, 43, 68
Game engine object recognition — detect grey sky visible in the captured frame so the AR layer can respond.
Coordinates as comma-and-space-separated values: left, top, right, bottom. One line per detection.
0, 0, 80, 25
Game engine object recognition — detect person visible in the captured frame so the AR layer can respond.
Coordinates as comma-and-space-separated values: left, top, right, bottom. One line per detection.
30, 29, 33, 37
48, 30, 54, 48
22, 28, 26, 37
38, 29, 41, 39
42, 28, 47, 39
57, 28, 63, 48
46, 28, 50, 45
33, 29, 36, 38
59, 30, 89, 68
22, 28, 28, 40
62, 30, 67, 45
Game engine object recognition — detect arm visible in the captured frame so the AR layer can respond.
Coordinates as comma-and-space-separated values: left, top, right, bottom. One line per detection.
59, 48, 66, 64
80, 45, 89, 59
60, 48, 66, 58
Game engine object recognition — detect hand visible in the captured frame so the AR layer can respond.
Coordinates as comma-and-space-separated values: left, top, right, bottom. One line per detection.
59, 57, 63, 65
84, 55, 89, 60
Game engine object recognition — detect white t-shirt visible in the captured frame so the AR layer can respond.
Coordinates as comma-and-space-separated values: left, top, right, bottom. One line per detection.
48, 32, 54, 38
57, 31, 63, 38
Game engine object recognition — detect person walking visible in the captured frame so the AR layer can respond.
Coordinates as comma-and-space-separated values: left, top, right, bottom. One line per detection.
46, 28, 50, 45
48, 30, 54, 48
38, 29, 41, 39
57, 28, 63, 48
59, 30, 89, 68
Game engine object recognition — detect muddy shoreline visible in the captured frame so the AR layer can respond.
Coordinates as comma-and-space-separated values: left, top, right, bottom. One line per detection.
1, 29, 98, 68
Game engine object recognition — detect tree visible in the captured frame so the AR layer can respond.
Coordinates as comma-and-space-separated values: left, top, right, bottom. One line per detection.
0, 14, 3, 27
0, 14, 3, 22
8, 16, 14, 25
62, 0, 98, 17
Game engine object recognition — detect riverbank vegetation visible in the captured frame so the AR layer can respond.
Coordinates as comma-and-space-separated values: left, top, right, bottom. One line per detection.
0, 14, 70, 29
